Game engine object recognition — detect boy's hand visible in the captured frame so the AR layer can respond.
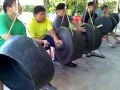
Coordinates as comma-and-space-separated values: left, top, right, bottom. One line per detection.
38, 40, 50, 47
54, 39, 63, 46
42, 40, 50, 47
78, 27, 86, 32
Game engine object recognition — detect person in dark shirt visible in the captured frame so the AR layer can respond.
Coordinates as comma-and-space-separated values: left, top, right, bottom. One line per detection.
101, 5, 120, 48
53, 3, 86, 32
82, 1, 97, 23
53, 3, 86, 67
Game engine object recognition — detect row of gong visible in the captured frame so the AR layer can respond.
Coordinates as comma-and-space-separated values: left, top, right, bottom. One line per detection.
55, 13, 119, 64
0, 13, 119, 90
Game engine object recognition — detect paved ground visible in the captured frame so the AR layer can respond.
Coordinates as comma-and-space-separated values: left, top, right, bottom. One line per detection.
3, 13, 120, 90
51, 38, 120, 90
4, 29, 120, 90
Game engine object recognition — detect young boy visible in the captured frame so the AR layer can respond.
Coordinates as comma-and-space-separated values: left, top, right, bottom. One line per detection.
27, 6, 62, 50
53, 3, 86, 32
83, 1, 120, 48
96, 4, 120, 48
27, 6, 63, 90
82, 1, 97, 23
53, 3, 86, 67
0, 0, 26, 89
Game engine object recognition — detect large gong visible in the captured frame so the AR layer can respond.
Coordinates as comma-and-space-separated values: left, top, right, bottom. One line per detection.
94, 16, 112, 35
55, 27, 86, 64
111, 13, 119, 24
108, 16, 117, 31
81, 24, 102, 54
0, 36, 54, 90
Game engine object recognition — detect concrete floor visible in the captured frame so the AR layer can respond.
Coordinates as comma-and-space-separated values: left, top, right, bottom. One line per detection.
4, 23, 120, 90
4, 39, 120, 90
4, 36, 120, 90
50, 20, 120, 90
51, 37, 120, 90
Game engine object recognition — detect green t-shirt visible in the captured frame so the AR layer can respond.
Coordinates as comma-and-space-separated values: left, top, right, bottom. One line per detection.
0, 13, 26, 46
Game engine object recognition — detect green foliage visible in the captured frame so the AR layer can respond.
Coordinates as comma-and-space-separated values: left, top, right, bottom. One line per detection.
48, 0, 87, 15
22, 5, 35, 12
49, 1, 56, 13
99, 0, 117, 12
66, 0, 87, 15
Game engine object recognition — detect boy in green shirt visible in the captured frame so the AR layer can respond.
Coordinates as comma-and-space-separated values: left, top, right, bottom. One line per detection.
0, 0, 55, 90
0, 0, 26, 47
0, 0, 26, 89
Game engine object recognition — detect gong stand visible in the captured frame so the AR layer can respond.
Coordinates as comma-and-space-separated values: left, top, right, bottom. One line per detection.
115, 24, 120, 37
114, 14, 120, 37
86, 3, 105, 58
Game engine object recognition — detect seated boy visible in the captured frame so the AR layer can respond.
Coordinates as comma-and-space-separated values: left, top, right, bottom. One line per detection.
82, 1, 97, 23
96, 4, 120, 48
53, 3, 86, 32
27, 6, 63, 90
53, 3, 86, 67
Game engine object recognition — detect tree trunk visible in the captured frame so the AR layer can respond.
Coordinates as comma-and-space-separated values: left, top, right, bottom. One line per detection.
44, 0, 49, 13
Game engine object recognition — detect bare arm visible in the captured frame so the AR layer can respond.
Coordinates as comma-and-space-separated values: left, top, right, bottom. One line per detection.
49, 30, 59, 41
33, 37, 50, 47
1, 33, 13, 41
71, 21, 86, 32
71, 20, 80, 29
49, 29, 63, 46
0, 81, 3, 90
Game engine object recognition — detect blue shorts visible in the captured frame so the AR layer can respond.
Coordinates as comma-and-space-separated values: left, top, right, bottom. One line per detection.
43, 35, 55, 49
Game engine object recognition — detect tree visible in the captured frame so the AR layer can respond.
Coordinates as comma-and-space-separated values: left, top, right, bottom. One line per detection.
48, 0, 87, 15
44, 0, 50, 13
66, 0, 87, 15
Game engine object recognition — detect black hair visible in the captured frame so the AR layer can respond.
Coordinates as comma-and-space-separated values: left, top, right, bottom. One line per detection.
101, 5, 108, 11
88, 1, 94, 6
33, 6, 46, 14
3, 0, 16, 13
56, 3, 68, 11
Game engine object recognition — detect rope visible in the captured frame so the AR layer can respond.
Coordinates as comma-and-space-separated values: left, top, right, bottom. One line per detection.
88, 11, 96, 51
60, 0, 73, 36
16, 0, 18, 14
25, 26, 39, 47
88, 11, 95, 31
5, 0, 19, 41
5, 0, 39, 48
5, 13, 18, 41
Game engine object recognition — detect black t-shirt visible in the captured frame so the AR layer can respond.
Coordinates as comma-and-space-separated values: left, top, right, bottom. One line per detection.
53, 15, 73, 31
82, 11, 97, 23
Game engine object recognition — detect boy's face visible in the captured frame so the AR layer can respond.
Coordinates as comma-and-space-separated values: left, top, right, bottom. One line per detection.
34, 11, 46, 22
57, 9, 66, 17
88, 5, 95, 12
8, 1, 22, 15
103, 7, 108, 13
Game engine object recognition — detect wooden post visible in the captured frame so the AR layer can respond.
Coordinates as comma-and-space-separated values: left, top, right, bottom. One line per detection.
118, 0, 120, 12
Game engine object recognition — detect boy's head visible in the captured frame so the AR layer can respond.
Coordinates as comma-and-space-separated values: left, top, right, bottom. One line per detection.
3, 0, 22, 15
101, 5, 108, 13
87, 1, 95, 12
33, 6, 46, 22
56, 3, 68, 17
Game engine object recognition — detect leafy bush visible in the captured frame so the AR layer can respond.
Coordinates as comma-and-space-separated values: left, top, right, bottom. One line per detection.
48, 0, 87, 15
99, 0, 117, 12
22, 5, 35, 12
